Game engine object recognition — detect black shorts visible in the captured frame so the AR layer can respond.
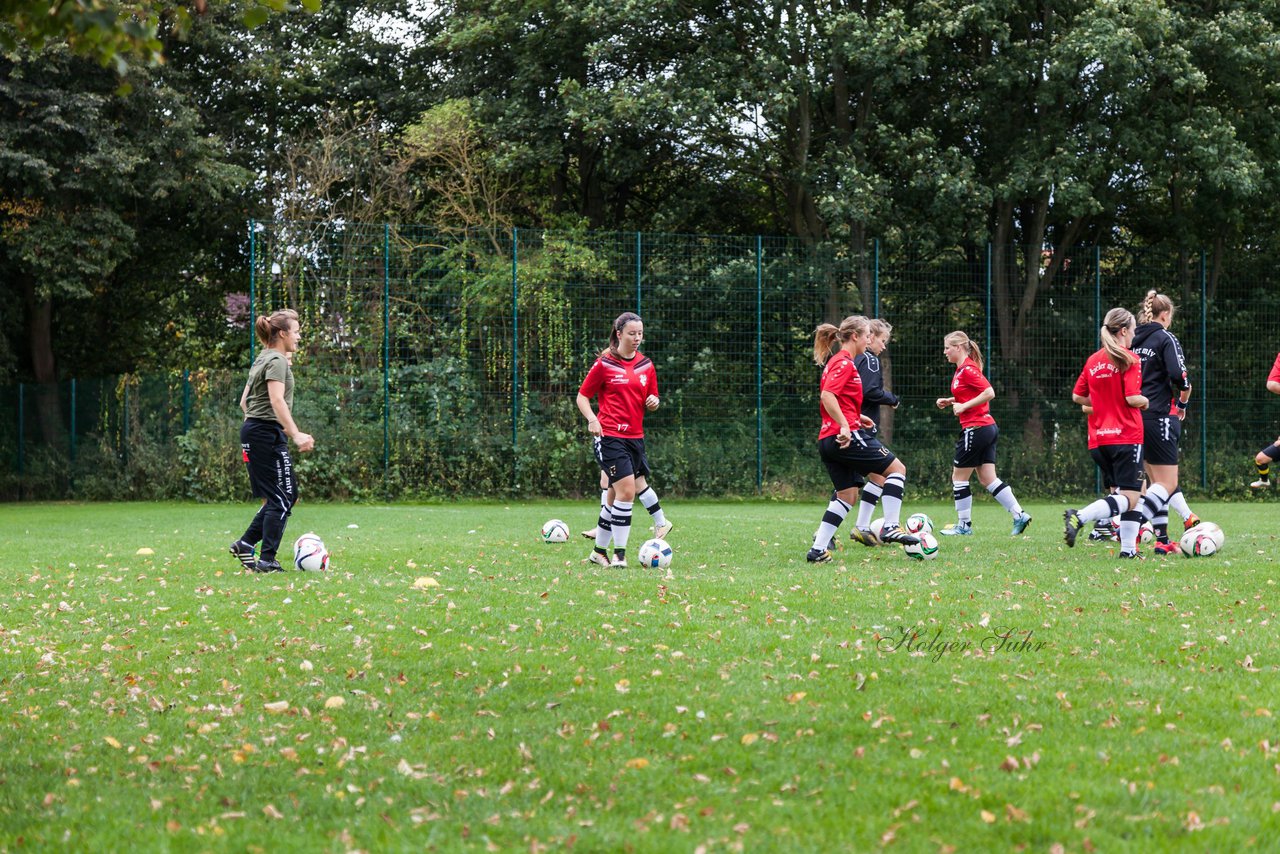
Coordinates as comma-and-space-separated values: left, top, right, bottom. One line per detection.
953, 424, 999, 469
594, 436, 650, 484
1143, 415, 1181, 466
1091, 444, 1144, 492
818, 432, 896, 491
240, 418, 297, 506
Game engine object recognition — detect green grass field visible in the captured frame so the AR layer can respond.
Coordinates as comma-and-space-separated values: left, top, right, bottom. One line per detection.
1, 500, 1277, 851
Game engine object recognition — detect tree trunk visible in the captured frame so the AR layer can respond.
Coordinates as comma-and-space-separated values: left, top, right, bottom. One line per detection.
21, 279, 63, 445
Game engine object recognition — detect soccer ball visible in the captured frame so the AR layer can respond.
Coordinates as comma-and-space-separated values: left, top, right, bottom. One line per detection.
1179, 527, 1217, 557
637, 538, 673, 569
293, 532, 329, 571
905, 513, 934, 535
868, 517, 887, 544
541, 519, 569, 543
1196, 521, 1225, 550
904, 532, 939, 560
1138, 521, 1155, 544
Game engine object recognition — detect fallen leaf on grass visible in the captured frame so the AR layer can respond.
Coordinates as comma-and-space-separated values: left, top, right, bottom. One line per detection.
740, 733, 759, 746
413, 577, 439, 589
980, 810, 996, 824
264, 701, 289, 713
136, 548, 154, 556
324, 696, 345, 709
625, 758, 649, 770
263, 804, 284, 820
103, 736, 122, 749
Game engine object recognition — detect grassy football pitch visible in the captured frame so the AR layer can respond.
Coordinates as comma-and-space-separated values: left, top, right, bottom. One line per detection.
0, 500, 1276, 851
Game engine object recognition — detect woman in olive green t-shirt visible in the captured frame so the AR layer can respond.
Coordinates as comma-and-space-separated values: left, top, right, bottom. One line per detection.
228, 309, 315, 572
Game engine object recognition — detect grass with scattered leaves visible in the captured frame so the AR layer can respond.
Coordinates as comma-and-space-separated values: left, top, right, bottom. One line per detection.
0, 499, 1276, 851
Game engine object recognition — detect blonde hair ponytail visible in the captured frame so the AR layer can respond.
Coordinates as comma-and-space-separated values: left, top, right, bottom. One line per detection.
812, 315, 870, 365
943, 331, 984, 372
1137, 289, 1175, 325
1101, 307, 1137, 369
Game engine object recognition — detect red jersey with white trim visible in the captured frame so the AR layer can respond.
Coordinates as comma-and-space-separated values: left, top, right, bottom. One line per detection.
579, 350, 657, 438
950, 358, 995, 428
1073, 348, 1144, 446
1268, 352, 1280, 386
818, 351, 863, 440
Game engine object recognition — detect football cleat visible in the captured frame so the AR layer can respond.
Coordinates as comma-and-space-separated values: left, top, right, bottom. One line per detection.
581, 527, 600, 540
654, 521, 673, 540
1088, 523, 1119, 542
849, 527, 879, 548
229, 540, 256, 570
1250, 478, 1271, 489
1011, 512, 1033, 536
878, 525, 920, 546
805, 547, 833, 563
1182, 514, 1200, 531
609, 554, 628, 567
252, 558, 284, 573
939, 522, 973, 536
1063, 509, 1084, 548
1117, 550, 1142, 560
585, 551, 611, 567
1152, 540, 1181, 556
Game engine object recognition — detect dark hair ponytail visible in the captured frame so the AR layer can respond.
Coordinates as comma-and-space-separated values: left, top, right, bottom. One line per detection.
255, 309, 299, 347
600, 312, 642, 358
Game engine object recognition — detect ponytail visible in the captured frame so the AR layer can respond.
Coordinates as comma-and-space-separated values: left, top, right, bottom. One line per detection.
1137, 289, 1175, 325
943, 331, 984, 372
255, 309, 299, 347
1101, 307, 1137, 369
599, 312, 642, 359
813, 315, 870, 365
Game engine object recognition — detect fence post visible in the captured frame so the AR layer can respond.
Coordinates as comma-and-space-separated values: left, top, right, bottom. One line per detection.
249, 219, 257, 361
512, 226, 519, 454
68, 378, 77, 496
1095, 245, 1102, 494
985, 243, 992, 379
182, 370, 191, 434
636, 232, 643, 313
873, 238, 880, 318
16, 383, 23, 501
383, 223, 391, 482
1200, 249, 1207, 490
756, 235, 763, 493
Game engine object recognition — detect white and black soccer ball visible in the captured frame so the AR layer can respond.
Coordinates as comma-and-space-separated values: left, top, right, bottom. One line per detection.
1138, 521, 1155, 544
903, 532, 940, 560
541, 519, 570, 543
1179, 526, 1217, 557
1195, 521, 1225, 550
905, 513, 934, 535
293, 532, 329, 571
637, 538, 673, 569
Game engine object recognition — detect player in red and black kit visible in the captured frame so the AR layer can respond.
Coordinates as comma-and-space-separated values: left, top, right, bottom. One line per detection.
1250, 350, 1280, 488
935, 331, 1032, 537
576, 312, 661, 567
806, 315, 918, 563
1063, 308, 1152, 557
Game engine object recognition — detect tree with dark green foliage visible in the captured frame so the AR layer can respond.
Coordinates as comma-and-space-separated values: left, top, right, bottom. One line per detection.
0, 46, 251, 438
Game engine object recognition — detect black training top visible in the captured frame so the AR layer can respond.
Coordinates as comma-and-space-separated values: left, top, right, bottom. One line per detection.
853, 351, 899, 427
1131, 321, 1191, 417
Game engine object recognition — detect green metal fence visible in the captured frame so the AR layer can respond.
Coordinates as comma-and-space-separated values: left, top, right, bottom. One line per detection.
4, 223, 1280, 502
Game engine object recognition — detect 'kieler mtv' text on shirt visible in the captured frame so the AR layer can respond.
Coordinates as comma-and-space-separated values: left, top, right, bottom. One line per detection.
818, 351, 863, 441
950, 358, 995, 428
1073, 349, 1144, 447
579, 351, 658, 438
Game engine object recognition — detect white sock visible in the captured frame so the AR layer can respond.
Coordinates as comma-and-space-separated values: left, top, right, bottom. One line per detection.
1140, 484, 1170, 522
1078, 494, 1124, 524
880, 473, 906, 527
1168, 489, 1193, 521
637, 487, 667, 528
952, 481, 972, 524
1119, 511, 1142, 552
986, 478, 1023, 516
856, 483, 882, 528
813, 498, 852, 550
611, 500, 634, 551
594, 505, 614, 550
